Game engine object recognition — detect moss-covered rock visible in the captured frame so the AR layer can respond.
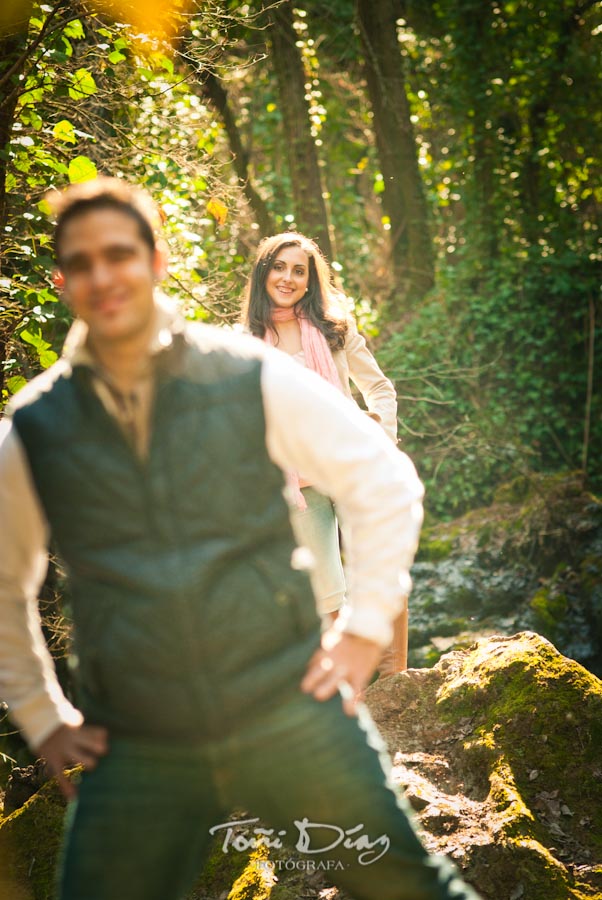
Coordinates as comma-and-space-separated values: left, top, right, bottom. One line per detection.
4, 631, 601, 900
367, 631, 602, 900
0, 776, 67, 900
409, 472, 602, 673
185, 821, 266, 900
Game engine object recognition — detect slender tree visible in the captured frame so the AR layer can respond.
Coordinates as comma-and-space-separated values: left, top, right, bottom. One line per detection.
194, 69, 276, 236
268, 1, 332, 257
356, 0, 434, 303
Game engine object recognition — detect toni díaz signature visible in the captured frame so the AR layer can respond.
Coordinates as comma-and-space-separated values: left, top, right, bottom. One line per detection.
208, 816, 390, 865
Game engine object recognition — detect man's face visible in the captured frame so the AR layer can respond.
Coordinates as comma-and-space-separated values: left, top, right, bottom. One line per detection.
57, 208, 160, 346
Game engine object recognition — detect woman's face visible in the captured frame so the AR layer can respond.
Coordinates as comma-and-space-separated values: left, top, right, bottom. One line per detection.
265, 245, 310, 309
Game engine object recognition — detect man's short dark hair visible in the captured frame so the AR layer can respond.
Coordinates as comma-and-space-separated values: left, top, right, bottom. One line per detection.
46, 177, 161, 262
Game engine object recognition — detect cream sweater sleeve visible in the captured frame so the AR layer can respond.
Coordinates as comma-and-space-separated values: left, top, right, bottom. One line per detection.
338, 319, 399, 442
0, 420, 84, 750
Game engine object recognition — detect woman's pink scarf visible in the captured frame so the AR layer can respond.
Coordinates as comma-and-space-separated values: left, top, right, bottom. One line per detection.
264, 306, 343, 510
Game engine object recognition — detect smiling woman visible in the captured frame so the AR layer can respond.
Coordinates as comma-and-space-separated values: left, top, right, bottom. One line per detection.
241, 232, 407, 672
266, 246, 310, 312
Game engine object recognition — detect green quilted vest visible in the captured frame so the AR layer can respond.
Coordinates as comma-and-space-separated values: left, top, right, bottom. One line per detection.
12, 324, 320, 740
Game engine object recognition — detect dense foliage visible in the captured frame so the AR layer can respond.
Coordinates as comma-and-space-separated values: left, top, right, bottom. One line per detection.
1, 0, 600, 518
377, 0, 602, 515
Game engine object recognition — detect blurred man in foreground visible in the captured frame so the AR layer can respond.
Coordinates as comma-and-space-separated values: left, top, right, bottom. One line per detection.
0, 177, 480, 900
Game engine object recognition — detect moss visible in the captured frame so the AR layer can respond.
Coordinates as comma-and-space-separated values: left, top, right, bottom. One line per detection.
436, 633, 602, 861
189, 830, 253, 898
0, 777, 66, 900
529, 587, 569, 631
496, 837, 582, 900
417, 535, 455, 562
228, 843, 273, 900
0, 779, 268, 900
424, 633, 602, 898
492, 476, 534, 505
488, 759, 535, 830
408, 645, 444, 668
476, 523, 493, 547
581, 554, 602, 595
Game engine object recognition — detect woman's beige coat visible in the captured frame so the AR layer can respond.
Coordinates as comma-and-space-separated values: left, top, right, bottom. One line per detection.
332, 318, 398, 443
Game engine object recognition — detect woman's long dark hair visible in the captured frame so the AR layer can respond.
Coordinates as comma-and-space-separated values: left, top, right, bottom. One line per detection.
242, 232, 349, 351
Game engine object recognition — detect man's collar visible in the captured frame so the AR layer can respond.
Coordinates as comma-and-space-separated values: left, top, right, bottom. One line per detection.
62, 293, 185, 370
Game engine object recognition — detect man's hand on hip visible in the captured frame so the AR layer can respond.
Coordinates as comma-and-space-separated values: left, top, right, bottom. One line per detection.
301, 629, 383, 715
37, 723, 109, 799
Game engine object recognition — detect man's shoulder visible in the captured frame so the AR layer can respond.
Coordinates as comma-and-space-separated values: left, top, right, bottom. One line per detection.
6, 359, 72, 418
184, 321, 266, 360
178, 321, 269, 383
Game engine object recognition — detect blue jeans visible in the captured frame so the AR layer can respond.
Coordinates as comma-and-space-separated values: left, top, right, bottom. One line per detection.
58, 692, 480, 900
290, 487, 346, 616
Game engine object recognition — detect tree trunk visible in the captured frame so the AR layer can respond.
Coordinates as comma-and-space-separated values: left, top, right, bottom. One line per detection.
519, 3, 594, 243
197, 69, 276, 237
356, 0, 434, 304
268, 1, 332, 257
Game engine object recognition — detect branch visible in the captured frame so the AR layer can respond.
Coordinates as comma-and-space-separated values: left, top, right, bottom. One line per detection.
195, 68, 275, 236
0, 1, 71, 92
166, 273, 234, 322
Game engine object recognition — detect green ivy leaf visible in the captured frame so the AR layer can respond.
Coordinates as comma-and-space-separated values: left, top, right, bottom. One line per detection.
19, 329, 49, 350
63, 19, 85, 40
68, 155, 98, 183
6, 376, 27, 396
69, 69, 97, 100
53, 119, 76, 144
39, 348, 59, 369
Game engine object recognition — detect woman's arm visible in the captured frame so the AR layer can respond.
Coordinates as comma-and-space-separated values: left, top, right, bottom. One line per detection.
340, 319, 398, 442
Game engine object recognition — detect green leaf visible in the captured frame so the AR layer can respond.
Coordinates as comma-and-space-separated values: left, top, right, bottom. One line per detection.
159, 54, 174, 75
108, 50, 126, 64
6, 376, 27, 396
17, 326, 58, 369
63, 19, 85, 40
68, 156, 98, 183
39, 348, 58, 369
40, 157, 69, 175
53, 119, 76, 144
20, 329, 49, 350
19, 87, 45, 106
21, 109, 43, 131
69, 69, 97, 100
